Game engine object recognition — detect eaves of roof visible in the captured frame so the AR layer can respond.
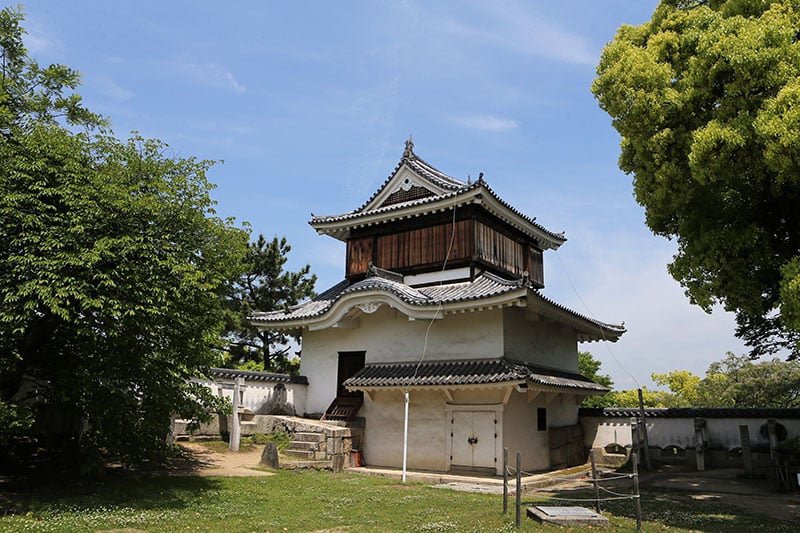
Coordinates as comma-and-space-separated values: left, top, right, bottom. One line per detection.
208, 368, 309, 385
311, 181, 566, 249
343, 358, 609, 394
579, 407, 800, 419
249, 270, 625, 342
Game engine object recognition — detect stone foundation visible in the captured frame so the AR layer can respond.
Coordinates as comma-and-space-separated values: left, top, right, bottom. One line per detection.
548, 423, 586, 469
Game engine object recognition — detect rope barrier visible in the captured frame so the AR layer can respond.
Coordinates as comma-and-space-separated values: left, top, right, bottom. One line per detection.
529, 495, 636, 502
503, 448, 643, 531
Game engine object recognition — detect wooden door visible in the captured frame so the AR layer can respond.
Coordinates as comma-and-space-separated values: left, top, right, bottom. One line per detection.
450, 411, 496, 470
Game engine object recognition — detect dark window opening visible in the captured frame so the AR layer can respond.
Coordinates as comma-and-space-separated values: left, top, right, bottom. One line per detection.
537, 408, 547, 431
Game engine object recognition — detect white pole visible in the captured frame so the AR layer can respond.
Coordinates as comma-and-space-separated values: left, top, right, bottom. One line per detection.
402, 389, 409, 483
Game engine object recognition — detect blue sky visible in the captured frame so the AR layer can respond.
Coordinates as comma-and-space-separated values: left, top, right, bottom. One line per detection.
16, 0, 748, 389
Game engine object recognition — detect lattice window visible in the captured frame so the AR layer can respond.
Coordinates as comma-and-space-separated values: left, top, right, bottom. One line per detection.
381, 185, 433, 207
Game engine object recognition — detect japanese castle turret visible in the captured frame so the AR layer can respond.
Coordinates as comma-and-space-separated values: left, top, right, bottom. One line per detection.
252, 141, 625, 474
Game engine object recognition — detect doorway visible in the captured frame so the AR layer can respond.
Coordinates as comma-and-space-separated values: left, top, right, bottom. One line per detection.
337, 351, 365, 398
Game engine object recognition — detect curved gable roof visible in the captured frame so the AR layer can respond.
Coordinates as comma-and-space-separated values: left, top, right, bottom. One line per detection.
250, 268, 624, 342
309, 141, 566, 249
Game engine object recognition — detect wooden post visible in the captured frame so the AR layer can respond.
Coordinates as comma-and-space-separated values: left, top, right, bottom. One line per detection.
694, 418, 706, 471
515, 451, 522, 528
632, 451, 642, 533
591, 450, 601, 514
767, 418, 786, 488
230, 377, 245, 451
503, 447, 508, 515
630, 417, 640, 468
739, 425, 753, 475
637, 389, 652, 471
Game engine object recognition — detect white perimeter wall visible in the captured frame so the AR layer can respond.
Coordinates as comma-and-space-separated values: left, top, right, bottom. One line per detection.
582, 415, 800, 453
197, 378, 308, 415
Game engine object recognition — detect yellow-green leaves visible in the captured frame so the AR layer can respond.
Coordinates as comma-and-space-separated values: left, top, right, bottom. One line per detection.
593, 0, 800, 358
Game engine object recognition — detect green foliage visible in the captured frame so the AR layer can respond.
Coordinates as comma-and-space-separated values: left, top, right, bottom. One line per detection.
593, 0, 800, 358
604, 386, 672, 408
0, 6, 248, 467
246, 430, 291, 450
577, 351, 615, 407
609, 352, 800, 408
222, 234, 315, 374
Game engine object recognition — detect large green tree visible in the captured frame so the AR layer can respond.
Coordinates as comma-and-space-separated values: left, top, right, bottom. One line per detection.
607, 352, 800, 408
593, 0, 800, 359
0, 7, 248, 467
578, 351, 615, 407
222, 234, 316, 374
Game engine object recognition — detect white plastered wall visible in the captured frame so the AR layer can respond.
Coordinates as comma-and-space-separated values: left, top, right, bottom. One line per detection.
299, 305, 504, 415
502, 307, 578, 371
502, 389, 548, 472
361, 389, 450, 472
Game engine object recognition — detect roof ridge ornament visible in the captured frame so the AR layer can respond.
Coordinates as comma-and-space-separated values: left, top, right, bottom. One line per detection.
403, 135, 414, 158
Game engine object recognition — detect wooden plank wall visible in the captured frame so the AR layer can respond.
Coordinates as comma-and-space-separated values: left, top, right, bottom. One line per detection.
376, 220, 472, 272
474, 222, 525, 277
346, 218, 544, 286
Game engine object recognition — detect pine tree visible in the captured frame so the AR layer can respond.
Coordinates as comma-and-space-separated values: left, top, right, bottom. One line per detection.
222, 234, 316, 373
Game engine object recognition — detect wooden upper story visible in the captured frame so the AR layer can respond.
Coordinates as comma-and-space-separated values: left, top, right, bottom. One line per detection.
310, 140, 564, 288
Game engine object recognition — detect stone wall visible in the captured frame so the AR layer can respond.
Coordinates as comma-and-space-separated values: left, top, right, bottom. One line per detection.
174, 414, 363, 473
548, 423, 585, 469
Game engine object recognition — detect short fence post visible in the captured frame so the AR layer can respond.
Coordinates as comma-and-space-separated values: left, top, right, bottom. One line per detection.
694, 417, 707, 471
229, 377, 245, 451
590, 450, 601, 514
739, 425, 754, 475
515, 451, 522, 528
632, 451, 642, 533
503, 447, 508, 515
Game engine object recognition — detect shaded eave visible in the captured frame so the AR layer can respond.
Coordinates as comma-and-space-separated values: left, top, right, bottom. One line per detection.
310, 181, 566, 250
343, 358, 609, 396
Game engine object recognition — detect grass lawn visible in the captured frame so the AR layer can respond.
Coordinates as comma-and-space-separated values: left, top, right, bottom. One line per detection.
0, 469, 796, 532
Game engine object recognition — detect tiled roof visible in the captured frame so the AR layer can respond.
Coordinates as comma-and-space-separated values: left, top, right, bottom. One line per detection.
250, 269, 526, 323
309, 142, 566, 248
344, 358, 609, 393
249, 268, 625, 342
579, 407, 800, 419
210, 368, 308, 385
353, 139, 465, 213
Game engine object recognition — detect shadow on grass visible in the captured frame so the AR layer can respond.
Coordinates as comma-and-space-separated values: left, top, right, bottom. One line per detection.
2, 475, 226, 517
520, 483, 797, 532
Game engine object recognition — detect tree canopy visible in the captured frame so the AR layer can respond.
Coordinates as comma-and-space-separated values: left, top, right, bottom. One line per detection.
593, 0, 800, 359
602, 352, 800, 408
0, 7, 248, 468
578, 351, 615, 407
222, 234, 316, 373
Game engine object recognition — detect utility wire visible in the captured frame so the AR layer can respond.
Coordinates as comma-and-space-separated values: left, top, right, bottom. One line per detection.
553, 250, 641, 389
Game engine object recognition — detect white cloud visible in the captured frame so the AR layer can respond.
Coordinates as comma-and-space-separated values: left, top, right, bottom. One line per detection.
172, 58, 246, 93
92, 75, 134, 101
550, 234, 748, 391
451, 114, 518, 132
441, 1, 596, 65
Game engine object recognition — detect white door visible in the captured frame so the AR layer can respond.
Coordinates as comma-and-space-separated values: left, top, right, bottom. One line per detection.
450, 411, 496, 470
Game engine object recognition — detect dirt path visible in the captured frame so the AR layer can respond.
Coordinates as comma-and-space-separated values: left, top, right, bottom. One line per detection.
172, 442, 274, 477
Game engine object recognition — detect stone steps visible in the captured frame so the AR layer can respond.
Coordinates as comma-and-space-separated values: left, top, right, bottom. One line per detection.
285, 430, 327, 461
294, 432, 325, 443
280, 459, 333, 471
